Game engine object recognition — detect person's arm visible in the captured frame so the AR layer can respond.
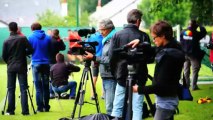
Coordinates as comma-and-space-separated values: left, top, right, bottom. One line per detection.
67, 62, 81, 72
2, 41, 8, 63
83, 51, 101, 62
197, 26, 207, 40
24, 37, 33, 56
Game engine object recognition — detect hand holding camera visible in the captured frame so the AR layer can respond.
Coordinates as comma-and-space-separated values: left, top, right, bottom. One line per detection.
83, 51, 94, 60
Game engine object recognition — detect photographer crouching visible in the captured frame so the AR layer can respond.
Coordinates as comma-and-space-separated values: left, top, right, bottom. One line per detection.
83, 19, 117, 115
50, 53, 80, 99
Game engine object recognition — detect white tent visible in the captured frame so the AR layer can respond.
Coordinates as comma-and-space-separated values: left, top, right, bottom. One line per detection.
89, 0, 142, 27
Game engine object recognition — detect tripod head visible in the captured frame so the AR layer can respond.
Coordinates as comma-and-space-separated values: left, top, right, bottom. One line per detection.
83, 59, 92, 67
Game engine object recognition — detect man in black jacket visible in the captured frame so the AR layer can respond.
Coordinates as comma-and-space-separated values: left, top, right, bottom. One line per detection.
109, 9, 150, 120
2, 22, 33, 115
180, 20, 207, 90
50, 53, 80, 99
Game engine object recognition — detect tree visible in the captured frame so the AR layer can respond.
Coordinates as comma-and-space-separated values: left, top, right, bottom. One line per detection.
138, 0, 191, 28
143, 0, 213, 26
37, 9, 74, 27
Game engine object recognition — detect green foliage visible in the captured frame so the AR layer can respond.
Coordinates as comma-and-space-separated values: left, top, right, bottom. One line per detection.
140, 0, 213, 28
138, 0, 191, 28
37, 9, 73, 27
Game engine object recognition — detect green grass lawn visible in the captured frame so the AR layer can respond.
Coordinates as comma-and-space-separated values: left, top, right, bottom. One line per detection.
0, 63, 213, 120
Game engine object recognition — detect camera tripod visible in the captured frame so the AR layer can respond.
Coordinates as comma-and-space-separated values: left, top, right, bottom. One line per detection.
71, 60, 100, 119
1, 86, 36, 115
122, 64, 155, 120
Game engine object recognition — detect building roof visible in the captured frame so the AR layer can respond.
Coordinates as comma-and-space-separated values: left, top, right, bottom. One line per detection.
89, 0, 141, 27
0, 0, 61, 27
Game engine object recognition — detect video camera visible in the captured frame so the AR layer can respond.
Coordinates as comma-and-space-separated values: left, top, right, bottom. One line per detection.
69, 27, 98, 55
70, 41, 98, 55
114, 41, 155, 64
78, 27, 96, 37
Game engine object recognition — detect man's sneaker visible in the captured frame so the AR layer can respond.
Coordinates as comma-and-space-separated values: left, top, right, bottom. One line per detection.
69, 96, 76, 100
22, 113, 30, 116
36, 109, 44, 112
91, 96, 95, 100
5, 112, 15, 115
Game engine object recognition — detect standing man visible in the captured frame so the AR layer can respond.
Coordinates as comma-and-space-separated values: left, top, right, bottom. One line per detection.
49, 29, 66, 98
28, 22, 51, 112
180, 20, 207, 90
84, 19, 117, 115
85, 31, 104, 100
2, 22, 33, 115
109, 9, 150, 120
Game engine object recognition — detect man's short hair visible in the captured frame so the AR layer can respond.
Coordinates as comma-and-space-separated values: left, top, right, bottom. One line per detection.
31, 22, 42, 31
9, 22, 18, 32
53, 29, 59, 37
127, 9, 143, 24
99, 19, 115, 30
56, 53, 64, 62
150, 20, 173, 41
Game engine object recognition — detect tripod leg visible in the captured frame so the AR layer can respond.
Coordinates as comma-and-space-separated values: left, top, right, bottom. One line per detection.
145, 94, 155, 116
71, 68, 87, 119
31, 81, 34, 98
88, 67, 100, 113
1, 89, 8, 115
27, 86, 36, 114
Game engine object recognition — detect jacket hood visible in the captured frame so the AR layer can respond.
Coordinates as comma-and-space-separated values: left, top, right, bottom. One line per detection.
33, 30, 46, 39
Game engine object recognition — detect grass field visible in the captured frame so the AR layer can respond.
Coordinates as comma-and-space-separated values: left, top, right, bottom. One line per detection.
0, 63, 213, 120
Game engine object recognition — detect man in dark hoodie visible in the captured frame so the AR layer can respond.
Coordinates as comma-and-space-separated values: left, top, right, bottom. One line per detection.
180, 20, 207, 90
133, 21, 185, 120
28, 22, 51, 112
2, 22, 33, 115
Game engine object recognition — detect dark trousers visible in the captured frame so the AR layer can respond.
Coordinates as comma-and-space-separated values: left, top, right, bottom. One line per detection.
32, 64, 50, 111
7, 71, 29, 114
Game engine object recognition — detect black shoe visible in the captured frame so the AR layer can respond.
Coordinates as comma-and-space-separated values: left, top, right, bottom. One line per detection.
44, 105, 51, 112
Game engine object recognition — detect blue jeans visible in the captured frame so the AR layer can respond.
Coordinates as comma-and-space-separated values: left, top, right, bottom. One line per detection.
102, 79, 117, 115
32, 64, 50, 111
52, 81, 77, 97
154, 106, 174, 120
7, 71, 29, 114
111, 83, 144, 120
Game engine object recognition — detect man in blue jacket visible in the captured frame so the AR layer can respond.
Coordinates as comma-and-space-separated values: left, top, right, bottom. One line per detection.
28, 22, 51, 112
86, 32, 104, 100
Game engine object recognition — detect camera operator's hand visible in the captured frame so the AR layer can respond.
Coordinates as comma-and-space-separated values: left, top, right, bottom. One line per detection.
127, 39, 140, 48
83, 51, 94, 60
132, 85, 139, 92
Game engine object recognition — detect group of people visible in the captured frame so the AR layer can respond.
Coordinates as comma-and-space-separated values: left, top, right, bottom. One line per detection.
2, 8, 208, 120
2, 22, 80, 115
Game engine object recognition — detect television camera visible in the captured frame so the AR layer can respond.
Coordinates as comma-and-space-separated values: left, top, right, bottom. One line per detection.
113, 41, 155, 64
69, 27, 98, 55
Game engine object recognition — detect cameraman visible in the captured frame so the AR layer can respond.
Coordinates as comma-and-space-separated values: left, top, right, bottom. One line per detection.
85, 31, 104, 100
108, 9, 151, 120
2, 22, 33, 115
83, 19, 117, 115
50, 53, 80, 99
133, 21, 185, 120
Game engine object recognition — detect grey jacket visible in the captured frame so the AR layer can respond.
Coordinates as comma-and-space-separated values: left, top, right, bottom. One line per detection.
96, 39, 114, 79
